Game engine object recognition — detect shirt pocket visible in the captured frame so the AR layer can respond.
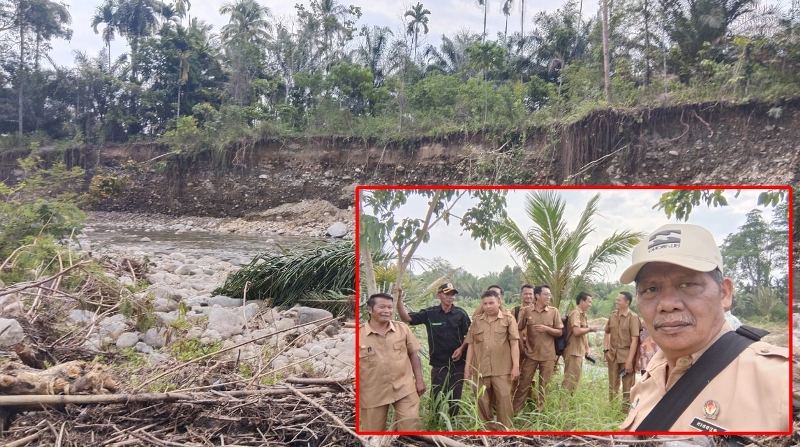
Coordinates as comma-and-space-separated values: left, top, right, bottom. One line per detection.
473, 329, 485, 343
393, 340, 407, 360
494, 320, 509, 344
359, 346, 376, 366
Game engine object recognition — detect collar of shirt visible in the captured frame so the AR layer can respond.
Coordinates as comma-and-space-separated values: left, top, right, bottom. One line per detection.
618, 308, 632, 317
478, 311, 508, 322
645, 321, 733, 376
436, 305, 460, 314
363, 320, 399, 336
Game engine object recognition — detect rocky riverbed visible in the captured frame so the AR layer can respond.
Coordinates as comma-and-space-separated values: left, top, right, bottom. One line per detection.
0, 200, 357, 383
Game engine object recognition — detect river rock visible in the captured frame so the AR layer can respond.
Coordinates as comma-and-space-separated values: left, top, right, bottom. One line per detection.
297, 307, 334, 326
69, 309, 95, 324
207, 307, 245, 338
326, 222, 348, 238
274, 318, 296, 332
208, 295, 243, 307
116, 332, 140, 348
135, 341, 154, 354
155, 311, 178, 325
243, 302, 260, 319
0, 318, 25, 347
201, 329, 222, 345
143, 327, 168, 348
175, 264, 198, 275
186, 327, 203, 339
0, 294, 24, 318
153, 298, 178, 312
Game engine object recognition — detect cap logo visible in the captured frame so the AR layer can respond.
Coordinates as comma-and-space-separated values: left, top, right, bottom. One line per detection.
648, 230, 681, 252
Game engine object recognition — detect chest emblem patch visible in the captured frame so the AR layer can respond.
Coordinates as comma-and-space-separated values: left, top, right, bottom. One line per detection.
702, 400, 720, 420
630, 397, 639, 410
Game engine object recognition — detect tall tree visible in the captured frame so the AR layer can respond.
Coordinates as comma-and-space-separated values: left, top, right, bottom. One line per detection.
659, 0, 757, 78
478, 0, 489, 40
601, 0, 612, 101
91, 0, 118, 70
495, 191, 643, 311
219, 0, 272, 105
11, 0, 72, 137
502, 0, 514, 37
115, 0, 165, 80
404, 2, 430, 62
356, 25, 393, 86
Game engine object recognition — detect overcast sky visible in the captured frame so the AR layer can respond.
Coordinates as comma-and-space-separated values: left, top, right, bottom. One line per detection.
49, 0, 599, 67
361, 188, 786, 283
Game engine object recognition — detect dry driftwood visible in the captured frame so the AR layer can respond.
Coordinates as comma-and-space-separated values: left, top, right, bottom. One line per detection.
0, 360, 117, 397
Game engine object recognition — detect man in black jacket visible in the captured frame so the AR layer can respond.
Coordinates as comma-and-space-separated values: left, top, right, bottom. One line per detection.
397, 283, 471, 417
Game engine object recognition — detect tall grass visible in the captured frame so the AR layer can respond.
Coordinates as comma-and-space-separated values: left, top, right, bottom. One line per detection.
416, 360, 628, 432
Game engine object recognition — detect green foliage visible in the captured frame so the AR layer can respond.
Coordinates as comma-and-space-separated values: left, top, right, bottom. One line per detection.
88, 173, 128, 202
654, 188, 789, 221
171, 337, 221, 361
215, 241, 359, 306
495, 191, 643, 312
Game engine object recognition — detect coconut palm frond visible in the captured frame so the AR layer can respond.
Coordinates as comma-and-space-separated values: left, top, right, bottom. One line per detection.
214, 240, 370, 308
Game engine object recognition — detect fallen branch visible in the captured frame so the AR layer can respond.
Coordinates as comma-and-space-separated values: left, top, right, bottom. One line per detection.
0, 386, 339, 408
0, 431, 42, 447
0, 262, 90, 298
414, 435, 475, 447
284, 383, 366, 446
286, 377, 353, 385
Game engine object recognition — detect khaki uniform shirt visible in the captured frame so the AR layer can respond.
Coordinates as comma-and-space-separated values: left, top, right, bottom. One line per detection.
564, 308, 588, 357
604, 308, 640, 363
621, 324, 790, 432
465, 311, 520, 377
518, 305, 562, 361
359, 320, 422, 409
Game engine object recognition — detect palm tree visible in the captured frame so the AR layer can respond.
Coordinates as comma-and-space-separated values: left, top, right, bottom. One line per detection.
495, 191, 643, 312
91, 0, 117, 70
356, 25, 393, 86
477, 0, 488, 40
115, 0, 165, 80
502, 0, 514, 37
219, 0, 272, 46
423, 31, 479, 76
404, 2, 430, 61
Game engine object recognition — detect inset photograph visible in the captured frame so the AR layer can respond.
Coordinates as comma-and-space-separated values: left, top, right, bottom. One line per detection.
355, 186, 791, 435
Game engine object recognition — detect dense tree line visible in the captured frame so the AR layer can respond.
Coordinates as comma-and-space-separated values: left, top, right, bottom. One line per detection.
1, 0, 798, 147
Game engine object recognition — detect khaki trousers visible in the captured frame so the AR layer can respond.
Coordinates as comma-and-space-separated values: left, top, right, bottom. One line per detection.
512, 355, 554, 413
561, 354, 584, 391
360, 392, 422, 432
476, 374, 514, 431
608, 361, 635, 403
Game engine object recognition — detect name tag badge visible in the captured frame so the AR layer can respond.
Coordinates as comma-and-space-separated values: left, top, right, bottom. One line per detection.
690, 417, 727, 432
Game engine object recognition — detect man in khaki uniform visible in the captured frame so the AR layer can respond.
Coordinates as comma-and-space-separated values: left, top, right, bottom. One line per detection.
618, 223, 789, 432
464, 290, 520, 431
603, 291, 640, 403
472, 285, 505, 319
359, 293, 425, 432
561, 291, 598, 391
512, 284, 563, 412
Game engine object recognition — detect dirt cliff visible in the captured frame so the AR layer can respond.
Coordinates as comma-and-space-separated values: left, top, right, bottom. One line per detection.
2, 98, 797, 217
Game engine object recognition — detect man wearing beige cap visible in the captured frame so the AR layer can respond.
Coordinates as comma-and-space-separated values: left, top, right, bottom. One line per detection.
618, 223, 789, 432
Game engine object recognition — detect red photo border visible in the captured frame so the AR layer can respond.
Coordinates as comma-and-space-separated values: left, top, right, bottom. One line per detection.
354, 184, 794, 437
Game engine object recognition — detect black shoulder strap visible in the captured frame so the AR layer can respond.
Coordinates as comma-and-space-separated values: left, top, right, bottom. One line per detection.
514, 305, 520, 320
635, 326, 766, 432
